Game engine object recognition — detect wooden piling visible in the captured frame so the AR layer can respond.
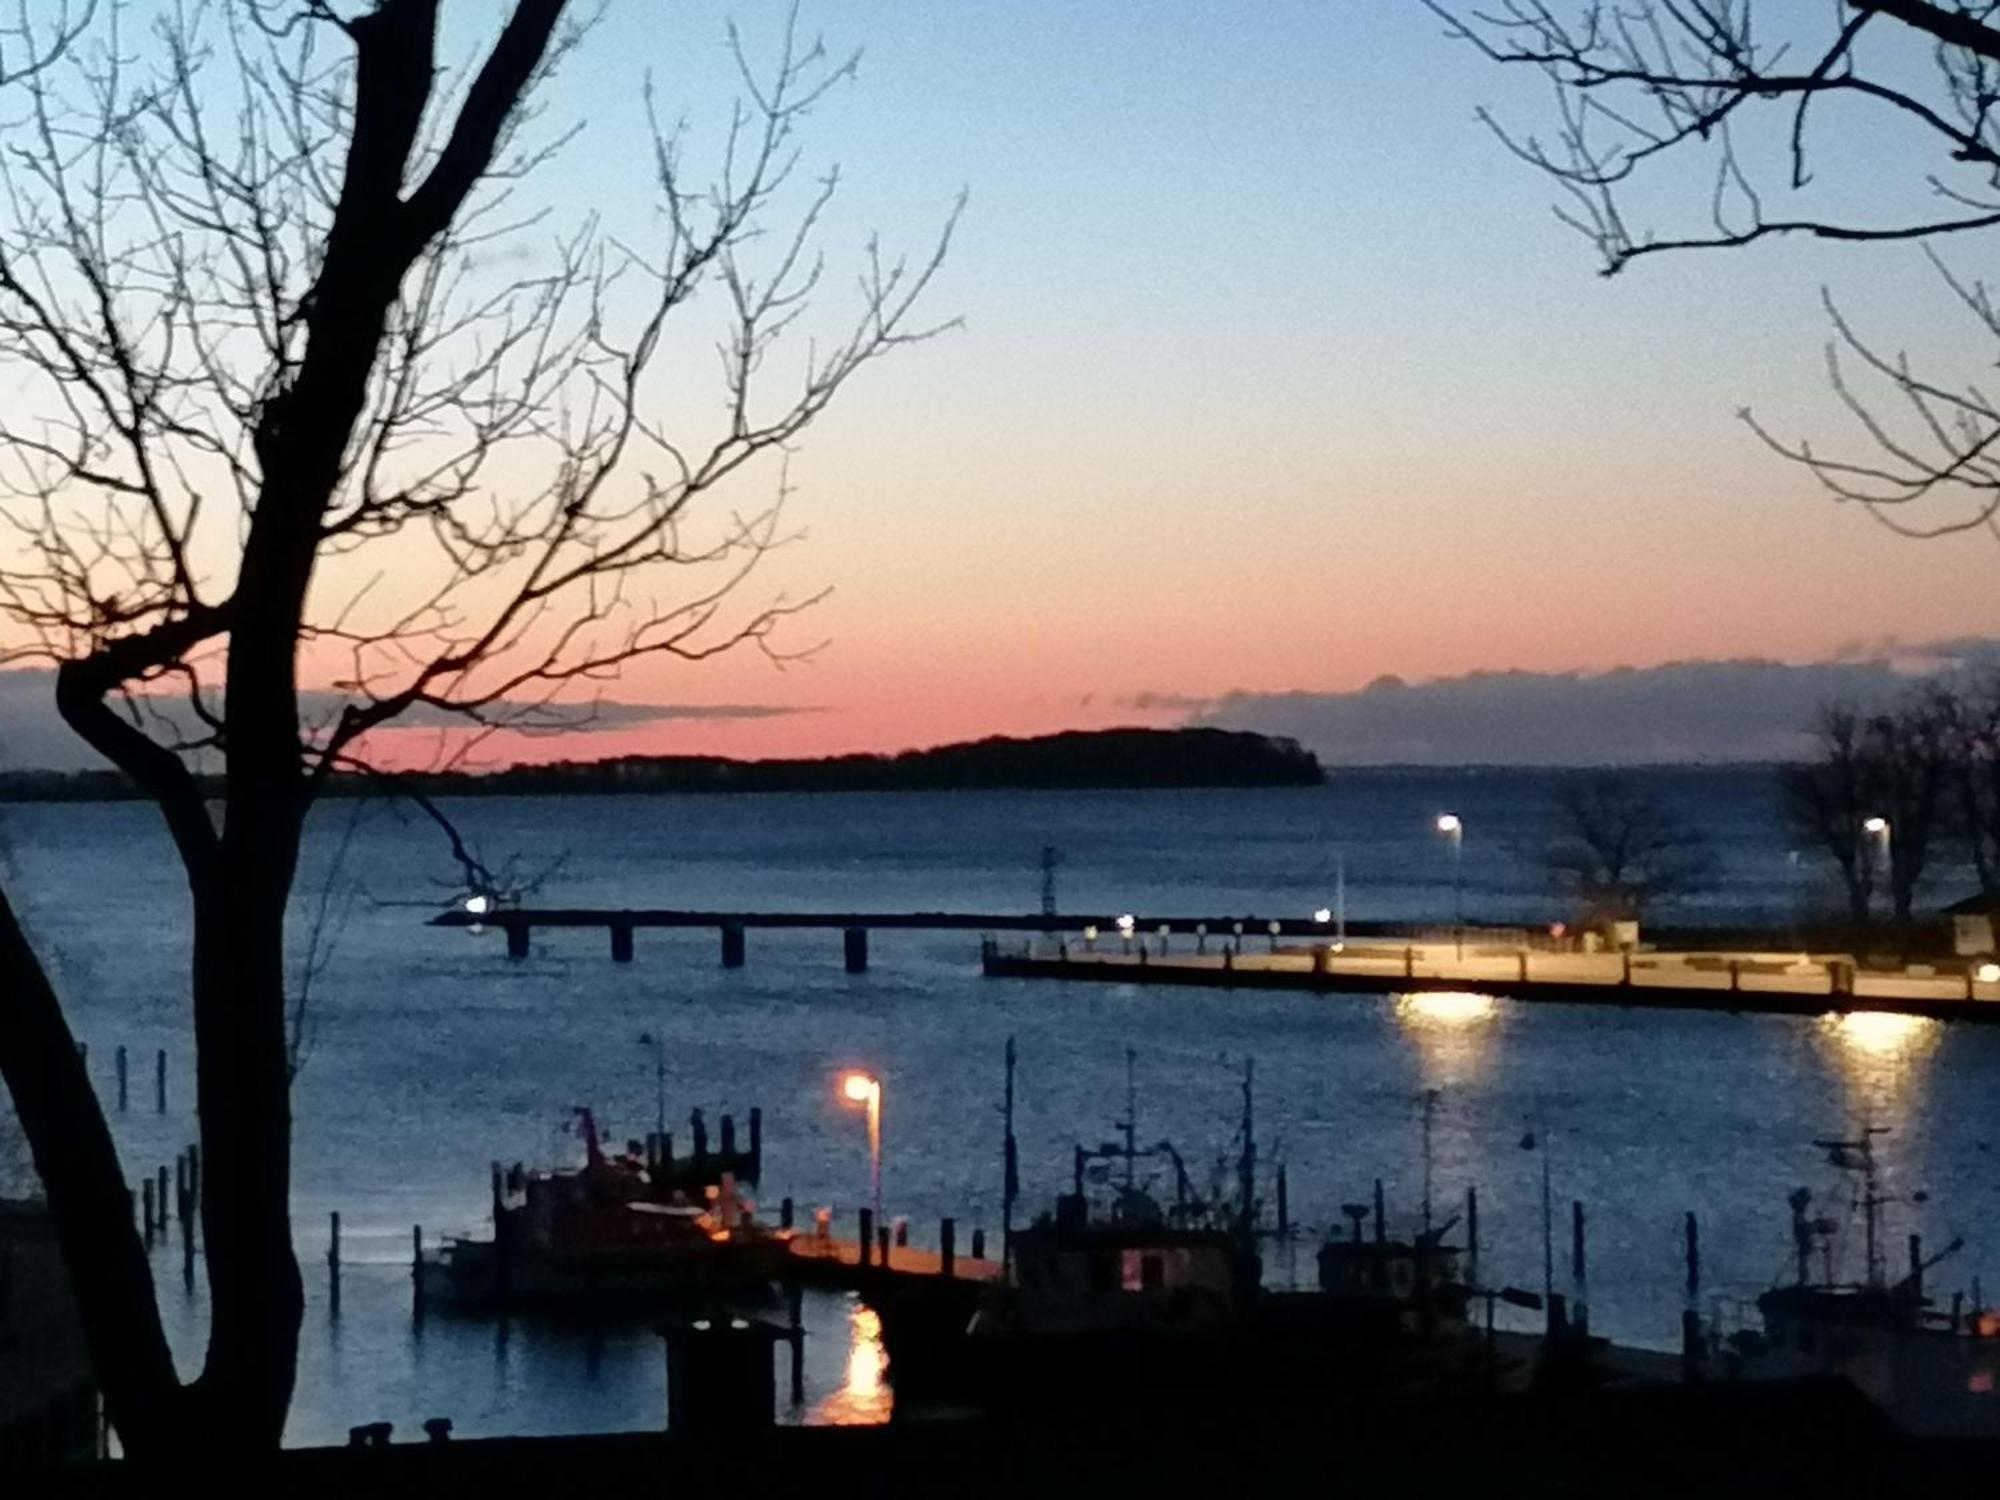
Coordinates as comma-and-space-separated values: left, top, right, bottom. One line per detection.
141, 1178, 156, 1242
787, 1286, 806, 1405
175, 1155, 188, 1222
412, 1226, 425, 1316
155, 1049, 166, 1113
1685, 1211, 1699, 1301
780, 1196, 794, 1230
940, 1218, 956, 1279
1518, 951, 1529, 982
721, 922, 746, 968
1276, 1166, 1289, 1235
720, 1114, 736, 1157
1729, 960, 1740, 993
857, 1208, 874, 1268
844, 927, 868, 974
506, 923, 530, 960
610, 921, 634, 964
1372, 1179, 1386, 1244
970, 1227, 986, 1260
187, 1143, 200, 1208
1467, 1187, 1480, 1287
749, 1107, 762, 1175
157, 1165, 169, 1224
878, 1225, 891, 1265
116, 1045, 128, 1112
1403, 946, 1415, 979
329, 1212, 342, 1315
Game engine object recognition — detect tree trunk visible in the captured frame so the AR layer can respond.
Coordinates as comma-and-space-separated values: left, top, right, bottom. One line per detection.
0, 884, 187, 1454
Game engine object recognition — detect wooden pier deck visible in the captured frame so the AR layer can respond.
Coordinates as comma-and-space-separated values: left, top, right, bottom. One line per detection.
981, 939, 2000, 1022
783, 1232, 1001, 1286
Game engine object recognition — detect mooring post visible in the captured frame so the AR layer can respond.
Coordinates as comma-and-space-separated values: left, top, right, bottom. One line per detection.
857, 1208, 874, 1268
720, 1114, 736, 1157
1518, 951, 1529, 983
329, 1211, 342, 1315
175, 1154, 188, 1222
1313, 946, 1328, 975
721, 922, 746, 968
506, 922, 530, 960
1623, 950, 1633, 985
141, 1178, 156, 1243
157, 1165, 169, 1224
116, 1045, 128, 1112
1373, 1178, 1386, 1244
610, 920, 634, 964
1404, 946, 1415, 979
749, 1107, 762, 1176
940, 1217, 956, 1278
156, 1049, 166, 1113
1276, 1166, 1290, 1235
1467, 1187, 1480, 1288
780, 1196, 794, 1230
187, 1143, 200, 1208
844, 928, 868, 974
788, 1285, 806, 1405
1728, 960, 1740, 993
878, 1224, 891, 1265
970, 1227, 986, 1260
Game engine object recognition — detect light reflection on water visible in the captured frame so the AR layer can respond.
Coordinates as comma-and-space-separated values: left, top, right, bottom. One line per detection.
805, 1299, 892, 1426
1394, 990, 1499, 1088
1816, 1010, 1942, 1121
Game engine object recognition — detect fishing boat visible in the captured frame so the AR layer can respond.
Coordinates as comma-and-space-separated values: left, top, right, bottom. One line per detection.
418, 1107, 791, 1310
1715, 1128, 2000, 1435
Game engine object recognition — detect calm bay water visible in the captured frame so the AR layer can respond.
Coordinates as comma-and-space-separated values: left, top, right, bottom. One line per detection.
1, 770, 1994, 1443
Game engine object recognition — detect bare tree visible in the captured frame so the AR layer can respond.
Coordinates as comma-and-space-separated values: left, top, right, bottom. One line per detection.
1539, 772, 1716, 925
1781, 697, 1951, 927
1931, 669, 2000, 907
0, 0, 955, 1457
1428, 1, 2000, 541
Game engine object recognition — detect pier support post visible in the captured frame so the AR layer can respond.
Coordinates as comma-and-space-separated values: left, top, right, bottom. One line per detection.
1622, 950, 1632, 985
1728, 960, 1740, 993
780, 1197, 794, 1230
610, 921, 634, 964
940, 1218, 956, 1279
1276, 1167, 1289, 1235
1467, 1188, 1480, 1288
156, 1050, 166, 1113
1373, 1179, 1386, 1244
157, 1165, 169, 1225
116, 1045, 128, 1112
329, 1211, 342, 1314
721, 922, 746, 969
1404, 946, 1415, 979
1313, 946, 1328, 975
1518, 951, 1529, 983
844, 928, 868, 974
749, 1107, 762, 1178
506, 923, 530, 960
857, 1208, 874, 1268
970, 1228, 986, 1260
721, 1114, 736, 1157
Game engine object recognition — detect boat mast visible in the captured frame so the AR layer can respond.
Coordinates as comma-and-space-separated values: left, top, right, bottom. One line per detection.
1003, 1036, 1019, 1279
1122, 1048, 1138, 1193
1421, 1088, 1440, 1236
1238, 1058, 1256, 1246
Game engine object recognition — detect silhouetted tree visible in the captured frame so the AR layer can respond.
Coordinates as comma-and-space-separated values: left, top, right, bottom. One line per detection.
1429, 1, 2000, 540
1540, 773, 1716, 925
1781, 699, 1952, 927
1932, 670, 2000, 909
0, 0, 954, 1457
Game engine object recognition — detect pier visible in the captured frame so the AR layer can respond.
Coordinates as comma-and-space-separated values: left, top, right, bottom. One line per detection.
981, 939, 2000, 1021
429, 906, 1403, 968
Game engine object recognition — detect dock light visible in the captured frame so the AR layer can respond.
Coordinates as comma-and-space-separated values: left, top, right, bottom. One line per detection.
463, 893, 492, 916
1435, 814, 1466, 959
1978, 961, 2000, 985
1863, 816, 1889, 834
1314, 908, 1332, 925
1116, 914, 1135, 935
840, 1071, 884, 1233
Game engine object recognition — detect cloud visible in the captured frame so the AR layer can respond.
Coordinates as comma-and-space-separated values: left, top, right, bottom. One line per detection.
1187, 639, 2000, 767
1116, 690, 1219, 714
0, 669, 815, 772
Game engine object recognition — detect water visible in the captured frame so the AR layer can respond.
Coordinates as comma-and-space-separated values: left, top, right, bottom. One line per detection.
0, 771, 1992, 1444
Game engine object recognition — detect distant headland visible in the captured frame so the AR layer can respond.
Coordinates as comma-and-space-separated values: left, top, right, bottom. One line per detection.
0, 727, 1325, 802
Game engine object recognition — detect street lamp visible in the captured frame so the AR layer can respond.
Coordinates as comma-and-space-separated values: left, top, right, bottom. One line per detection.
636, 1031, 665, 1136
1436, 814, 1465, 959
841, 1071, 884, 1232
1863, 817, 1892, 917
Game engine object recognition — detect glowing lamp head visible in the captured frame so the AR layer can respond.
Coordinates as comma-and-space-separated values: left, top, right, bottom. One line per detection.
1313, 908, 1332, 925
842, 1073, 877, 1104
1116, 914, 1135, 935
1863, 817, 1889, 835
1435, 813, 1462, 835
1978, 961, 2000, 985
463, 893, 493, 916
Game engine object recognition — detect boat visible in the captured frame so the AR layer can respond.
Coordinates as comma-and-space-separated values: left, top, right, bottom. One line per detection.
1712, 1128, 2000, 1434
418, 1106, 791, 1310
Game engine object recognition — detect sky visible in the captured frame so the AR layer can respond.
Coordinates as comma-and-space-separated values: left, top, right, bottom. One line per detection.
5, 2, 1999, 770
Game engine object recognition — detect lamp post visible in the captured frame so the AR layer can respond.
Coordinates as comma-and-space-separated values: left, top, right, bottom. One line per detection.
1864, 816, 1892, 919
637, 1031, 665, 1136
1437, 814, 1465, 959
842, 1072, 884, 1231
